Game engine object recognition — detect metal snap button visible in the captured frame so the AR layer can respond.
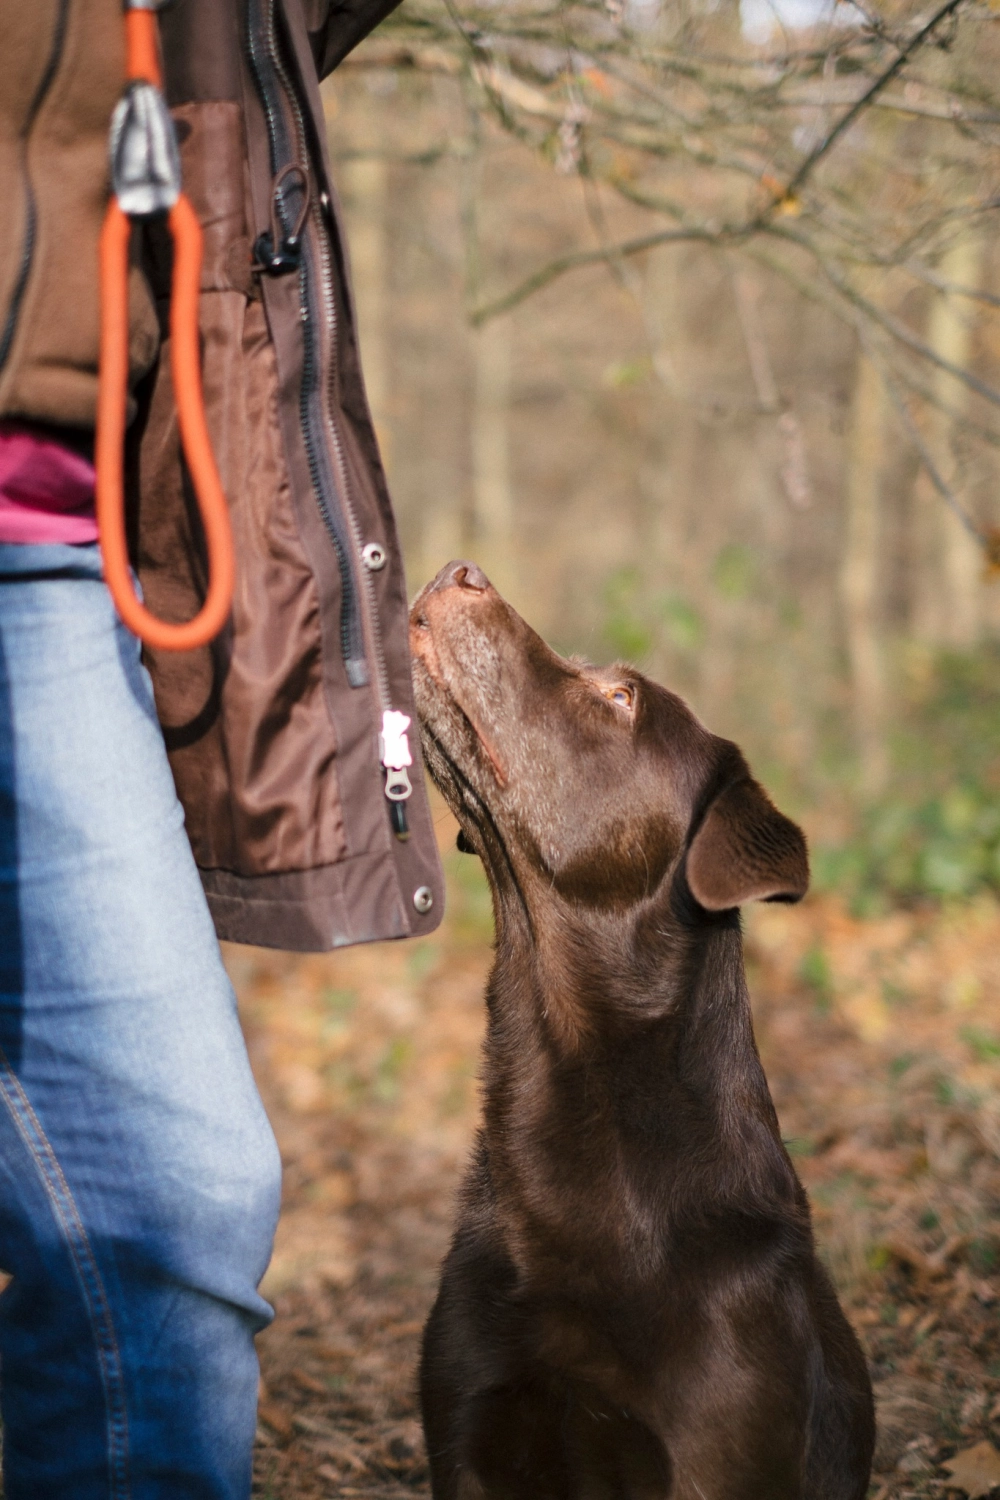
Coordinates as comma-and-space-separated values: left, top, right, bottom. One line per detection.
362, 542, 387, 571
412, 886, 433, 914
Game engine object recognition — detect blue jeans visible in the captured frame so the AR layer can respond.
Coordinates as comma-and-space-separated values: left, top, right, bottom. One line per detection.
0, 544, 282, 1498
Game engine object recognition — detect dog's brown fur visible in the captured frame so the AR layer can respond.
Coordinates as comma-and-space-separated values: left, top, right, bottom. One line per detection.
410, 561, 874, 1500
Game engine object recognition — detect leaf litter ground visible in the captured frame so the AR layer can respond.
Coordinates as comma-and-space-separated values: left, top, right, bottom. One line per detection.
232, 798, 1000, 1499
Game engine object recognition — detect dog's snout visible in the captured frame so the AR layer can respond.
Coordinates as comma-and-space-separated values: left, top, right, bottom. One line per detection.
429, 560, 490, 596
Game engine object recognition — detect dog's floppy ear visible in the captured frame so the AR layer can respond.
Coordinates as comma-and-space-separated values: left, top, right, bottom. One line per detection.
685, 778, 808, 911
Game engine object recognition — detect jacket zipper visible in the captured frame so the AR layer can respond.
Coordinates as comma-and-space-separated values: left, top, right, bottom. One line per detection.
0, 0, 70, 375
312, 213, 393, 713
246, 0, 369, 688
265, 17, 393, 713
247, 0, 417, 838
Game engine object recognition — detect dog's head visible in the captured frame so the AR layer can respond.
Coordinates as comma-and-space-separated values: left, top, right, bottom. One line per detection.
410, 561, 807, 922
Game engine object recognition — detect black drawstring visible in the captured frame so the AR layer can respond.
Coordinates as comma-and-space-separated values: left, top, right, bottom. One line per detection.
252, 162, 310, 276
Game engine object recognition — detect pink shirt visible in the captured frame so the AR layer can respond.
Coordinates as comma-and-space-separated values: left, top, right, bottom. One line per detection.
0, 425, 98, 545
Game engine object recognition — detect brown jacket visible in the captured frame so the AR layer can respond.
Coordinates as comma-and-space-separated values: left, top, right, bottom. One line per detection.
0, 0, 445, 951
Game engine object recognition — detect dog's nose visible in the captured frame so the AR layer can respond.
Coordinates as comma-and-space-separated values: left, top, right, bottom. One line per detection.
429, 560, 491, 595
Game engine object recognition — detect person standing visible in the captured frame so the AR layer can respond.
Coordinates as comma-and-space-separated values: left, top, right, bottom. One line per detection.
0, 1, 443, 1495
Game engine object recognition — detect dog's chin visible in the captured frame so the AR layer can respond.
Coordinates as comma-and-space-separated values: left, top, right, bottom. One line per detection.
411, 661, 495, 813
411, 644, 510, 795
423, 719, 498, 810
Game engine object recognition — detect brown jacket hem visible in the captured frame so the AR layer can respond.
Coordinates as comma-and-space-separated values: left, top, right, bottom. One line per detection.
202, 846, 441, 951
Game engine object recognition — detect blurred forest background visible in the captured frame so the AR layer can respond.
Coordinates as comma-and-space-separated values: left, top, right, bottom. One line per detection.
329, 0, 1000, 906
244, 1, 1000, 1497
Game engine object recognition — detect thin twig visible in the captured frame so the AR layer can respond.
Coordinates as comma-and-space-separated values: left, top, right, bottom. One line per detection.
879, 365, 986, 544
781, 0, 970, 201
904, 259, 1000, 311
469, 224, 739, 324
769, 226, 1000, 411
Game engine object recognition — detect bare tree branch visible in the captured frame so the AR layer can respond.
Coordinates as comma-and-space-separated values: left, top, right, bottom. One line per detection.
366, 0, 1000, 537
780, 0, 971, 203
880, 364, 987, 543
469, 225, 735, 324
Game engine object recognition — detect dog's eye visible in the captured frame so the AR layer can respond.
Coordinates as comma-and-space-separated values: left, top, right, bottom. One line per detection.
604, 685, 634, 710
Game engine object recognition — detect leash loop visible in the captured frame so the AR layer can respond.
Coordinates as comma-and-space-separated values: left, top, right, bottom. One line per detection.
96, 2, 235, 652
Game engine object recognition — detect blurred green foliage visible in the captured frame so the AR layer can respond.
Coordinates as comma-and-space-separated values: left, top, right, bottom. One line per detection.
969, 1237, 1000, 1274
711, 544, 757, 602
442, 845, 495, 943
814, 646, 1000, 908
960, 1025, 1000, 1063
815, 785, 1000, 905
798, 945, 833, 1015
320, 986, 358, 1042
372, 1037, 413, 1103
601, 356, 653, 390
601, 566, 705, 668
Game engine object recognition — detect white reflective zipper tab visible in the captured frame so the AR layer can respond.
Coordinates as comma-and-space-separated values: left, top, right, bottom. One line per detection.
380, 710, 412, 769
380, 710, 413, 801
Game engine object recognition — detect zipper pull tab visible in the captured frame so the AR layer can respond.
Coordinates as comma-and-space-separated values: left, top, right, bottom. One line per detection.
380, 709, 413, 840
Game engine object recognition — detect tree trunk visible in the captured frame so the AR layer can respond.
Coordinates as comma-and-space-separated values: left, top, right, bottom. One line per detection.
841, 349, 889, 796
911, 235, 985, 649
339, 150, 390, 457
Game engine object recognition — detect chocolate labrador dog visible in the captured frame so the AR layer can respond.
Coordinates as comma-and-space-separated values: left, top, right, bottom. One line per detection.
410, 561, 874, 1500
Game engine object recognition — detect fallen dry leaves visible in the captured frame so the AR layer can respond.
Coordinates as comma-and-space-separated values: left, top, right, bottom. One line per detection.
943, 1441, 1000, 1498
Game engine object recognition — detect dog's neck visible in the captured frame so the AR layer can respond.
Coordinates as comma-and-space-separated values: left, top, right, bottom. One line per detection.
489, 887, 757, 1058
480, 897, 800, 1281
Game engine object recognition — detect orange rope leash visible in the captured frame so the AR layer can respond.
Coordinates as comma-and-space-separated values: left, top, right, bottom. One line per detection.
96, 6, 234, 652
124, 7, 162, 90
